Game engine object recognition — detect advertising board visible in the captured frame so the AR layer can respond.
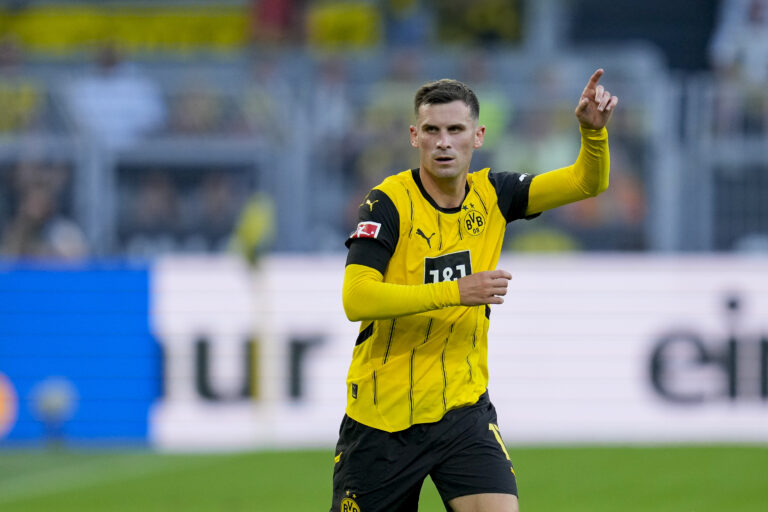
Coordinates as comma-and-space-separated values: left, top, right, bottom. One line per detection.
149, 255, 768, 448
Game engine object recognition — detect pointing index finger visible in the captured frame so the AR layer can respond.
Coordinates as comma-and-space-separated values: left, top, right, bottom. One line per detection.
589, 68, 605, 86
581, 68, 604, 96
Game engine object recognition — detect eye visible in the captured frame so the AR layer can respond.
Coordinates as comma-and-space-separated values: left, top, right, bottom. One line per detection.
425, 126, 438, 133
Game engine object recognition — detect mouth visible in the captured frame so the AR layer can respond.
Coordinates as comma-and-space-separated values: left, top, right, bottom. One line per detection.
434, 155, 455, 164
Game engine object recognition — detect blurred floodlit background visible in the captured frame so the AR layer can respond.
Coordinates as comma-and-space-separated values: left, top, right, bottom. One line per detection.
0, 0, 767, 510
0, 0, 753, 259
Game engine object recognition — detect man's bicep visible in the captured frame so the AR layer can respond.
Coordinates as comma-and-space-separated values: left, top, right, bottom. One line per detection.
526, 166, 585, 214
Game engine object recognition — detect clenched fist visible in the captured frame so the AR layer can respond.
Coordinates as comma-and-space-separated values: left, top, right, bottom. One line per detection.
458, 269, 512, 306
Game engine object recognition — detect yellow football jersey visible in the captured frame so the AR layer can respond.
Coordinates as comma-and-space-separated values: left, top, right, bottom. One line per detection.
344, 167, 536, 432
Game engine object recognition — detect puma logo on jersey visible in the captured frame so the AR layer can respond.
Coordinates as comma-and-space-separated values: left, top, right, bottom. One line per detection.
416, 228, 435, 248
361, 199, 379, 211
519, 173, 528, 182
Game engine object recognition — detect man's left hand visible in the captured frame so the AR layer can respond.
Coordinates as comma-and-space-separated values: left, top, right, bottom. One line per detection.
575, 68, 618, 129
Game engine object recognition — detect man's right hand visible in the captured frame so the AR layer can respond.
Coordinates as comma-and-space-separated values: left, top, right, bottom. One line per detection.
457, 269, 512, 306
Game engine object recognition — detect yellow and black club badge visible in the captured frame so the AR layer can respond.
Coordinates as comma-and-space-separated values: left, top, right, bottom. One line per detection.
462, 208, 486, 236
341, 496, 360, 512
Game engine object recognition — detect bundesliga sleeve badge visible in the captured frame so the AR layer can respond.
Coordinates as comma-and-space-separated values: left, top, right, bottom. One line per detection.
350, 221, 381, 240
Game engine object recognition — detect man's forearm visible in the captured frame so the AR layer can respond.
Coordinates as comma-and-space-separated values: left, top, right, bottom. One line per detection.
526, 126, 610, 215
343, 264, 461, 321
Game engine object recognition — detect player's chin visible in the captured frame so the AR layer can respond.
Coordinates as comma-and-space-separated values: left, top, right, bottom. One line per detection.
430, 162, 462, 178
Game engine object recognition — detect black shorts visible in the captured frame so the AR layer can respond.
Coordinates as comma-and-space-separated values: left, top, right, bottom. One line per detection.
329, 392, 517, 512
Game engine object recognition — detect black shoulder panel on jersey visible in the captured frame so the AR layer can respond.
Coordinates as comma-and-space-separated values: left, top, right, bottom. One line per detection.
345, 188, 400, 252
345, 188, 399, 273
488, 171, 541, 223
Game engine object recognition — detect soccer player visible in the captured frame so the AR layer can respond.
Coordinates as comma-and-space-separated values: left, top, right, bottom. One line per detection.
331, 69, 618, 512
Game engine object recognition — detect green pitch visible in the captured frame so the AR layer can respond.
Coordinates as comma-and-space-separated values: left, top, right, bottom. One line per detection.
0, 445, 766, 511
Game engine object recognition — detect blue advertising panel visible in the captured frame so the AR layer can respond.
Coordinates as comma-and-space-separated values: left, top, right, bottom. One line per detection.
0, 264, 161, 444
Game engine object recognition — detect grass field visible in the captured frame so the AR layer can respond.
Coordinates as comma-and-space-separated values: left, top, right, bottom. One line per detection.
1, 445, 767, 511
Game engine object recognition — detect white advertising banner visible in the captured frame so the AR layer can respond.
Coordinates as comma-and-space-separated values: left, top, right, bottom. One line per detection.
150, 255, 768, 449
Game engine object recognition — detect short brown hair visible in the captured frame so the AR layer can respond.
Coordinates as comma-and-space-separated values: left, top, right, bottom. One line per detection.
414, 79, 480, 120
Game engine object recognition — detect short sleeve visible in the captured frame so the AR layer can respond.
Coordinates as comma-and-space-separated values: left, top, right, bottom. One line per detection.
488, 171, 541, 222
345, 189, 400, 272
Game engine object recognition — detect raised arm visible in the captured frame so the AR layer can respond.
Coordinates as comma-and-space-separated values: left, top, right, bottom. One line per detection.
526, 69, 618, 215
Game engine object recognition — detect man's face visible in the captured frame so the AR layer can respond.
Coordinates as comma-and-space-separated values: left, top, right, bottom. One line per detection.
409, 100, 485, 182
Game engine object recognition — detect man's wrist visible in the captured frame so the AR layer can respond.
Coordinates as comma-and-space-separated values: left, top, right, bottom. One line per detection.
436, 279, 462, 307
579, 125, 608, 138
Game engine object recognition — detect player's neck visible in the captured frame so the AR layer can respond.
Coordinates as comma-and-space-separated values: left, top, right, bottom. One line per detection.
418, 169, 468, 209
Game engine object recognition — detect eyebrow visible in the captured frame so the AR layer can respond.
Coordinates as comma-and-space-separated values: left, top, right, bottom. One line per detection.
421, 122, 467, 130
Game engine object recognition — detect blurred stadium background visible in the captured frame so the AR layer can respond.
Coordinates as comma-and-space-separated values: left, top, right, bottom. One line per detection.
1, 0, 768, 510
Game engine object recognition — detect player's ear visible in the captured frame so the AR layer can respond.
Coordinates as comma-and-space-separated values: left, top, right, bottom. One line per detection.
474, 125, 486, 149
409, 125, 418, 148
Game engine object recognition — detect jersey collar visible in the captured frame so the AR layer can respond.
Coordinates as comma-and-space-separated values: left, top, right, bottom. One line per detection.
410, 168, 470, 214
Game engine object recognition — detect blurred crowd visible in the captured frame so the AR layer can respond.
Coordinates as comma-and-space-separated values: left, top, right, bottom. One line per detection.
709, 0, 768, 134
0, 159, 87, 260
0, 0, 766, 260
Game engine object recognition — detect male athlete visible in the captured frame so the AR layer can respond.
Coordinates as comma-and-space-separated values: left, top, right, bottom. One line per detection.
331, 69, 618, 512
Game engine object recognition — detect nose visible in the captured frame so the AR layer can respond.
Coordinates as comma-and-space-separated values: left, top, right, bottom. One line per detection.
436, 130, 450, 149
